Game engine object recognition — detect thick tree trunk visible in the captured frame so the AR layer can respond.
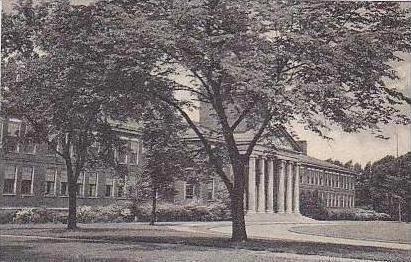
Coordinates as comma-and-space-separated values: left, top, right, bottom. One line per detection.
230, 163, 247, 242
67, 175, 78, 230
150, 187, 157, 226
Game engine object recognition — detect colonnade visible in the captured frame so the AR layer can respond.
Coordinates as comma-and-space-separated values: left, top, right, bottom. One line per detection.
247, 156, 300, 214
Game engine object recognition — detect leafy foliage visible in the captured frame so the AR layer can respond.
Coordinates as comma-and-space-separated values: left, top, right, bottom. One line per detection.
356, 153, 410, 222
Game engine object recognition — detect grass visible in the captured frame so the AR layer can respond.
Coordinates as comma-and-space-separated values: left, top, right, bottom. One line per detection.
1, 223, 410, 262
289, 223, 411, 244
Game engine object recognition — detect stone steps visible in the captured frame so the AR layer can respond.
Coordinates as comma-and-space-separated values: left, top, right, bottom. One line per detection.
245, 213, 316, 224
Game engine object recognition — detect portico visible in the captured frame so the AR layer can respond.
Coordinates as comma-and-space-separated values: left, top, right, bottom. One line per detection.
246, 156, 301, 215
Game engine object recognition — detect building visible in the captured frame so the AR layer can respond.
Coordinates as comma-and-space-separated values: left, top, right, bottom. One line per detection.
0, 117, 143, 208
0, 116, 356, 215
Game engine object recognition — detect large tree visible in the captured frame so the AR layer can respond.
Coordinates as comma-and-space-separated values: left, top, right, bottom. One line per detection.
1, 0, 144, 229
94, 0, 411, 241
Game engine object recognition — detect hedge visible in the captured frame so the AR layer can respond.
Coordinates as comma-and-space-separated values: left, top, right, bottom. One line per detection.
0, 202, 231, 224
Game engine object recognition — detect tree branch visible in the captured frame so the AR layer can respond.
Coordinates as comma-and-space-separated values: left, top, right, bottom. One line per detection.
230, 99, 258, 131
150, 92, 234, 192
245, 111, 273, 158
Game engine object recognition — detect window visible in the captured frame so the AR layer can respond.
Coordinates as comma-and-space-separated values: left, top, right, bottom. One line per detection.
45, 168, 56, 196
88, 172, 98, 197
185, 183, 195, 199
21, 167, 34, 195
77, 173, 85, 196
129, 141, 139, 165
60, 171, 68, 196
117, 146, 127, 164
22, 124, 36, 154
105, 177, 113, 197
3, 165, 17, 194
113, 177, 126, 198
116, 184, 124, 198
6, 120, 21, 153
206, 179, 215, 200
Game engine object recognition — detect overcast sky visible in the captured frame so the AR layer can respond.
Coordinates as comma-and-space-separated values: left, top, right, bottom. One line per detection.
2, 0, 410, 165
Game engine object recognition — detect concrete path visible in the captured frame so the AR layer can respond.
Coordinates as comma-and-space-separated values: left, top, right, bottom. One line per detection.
170, 221, 411, 251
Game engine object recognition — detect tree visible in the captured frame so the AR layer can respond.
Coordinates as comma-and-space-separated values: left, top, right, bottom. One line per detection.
138, 103, 198, 225
1, 0, 144, 229
355, 153, 410, 221
94, 0, 411, 241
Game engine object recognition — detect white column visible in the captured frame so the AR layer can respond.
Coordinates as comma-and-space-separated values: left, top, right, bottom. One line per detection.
257, 158, 266, 212
267, 159, 274, 212
248, 156, 256, 213
277, 160, 285, 213
293, 163, 300, 213
325, 193, 330, 207
285, 161, 293, 213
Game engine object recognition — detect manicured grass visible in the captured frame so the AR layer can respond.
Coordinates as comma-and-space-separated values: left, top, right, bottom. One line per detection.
290, 223, 411, 244
1, 223, 410, 262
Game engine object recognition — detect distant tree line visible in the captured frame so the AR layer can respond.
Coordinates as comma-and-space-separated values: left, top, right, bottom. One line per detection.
326, 153, 410, 222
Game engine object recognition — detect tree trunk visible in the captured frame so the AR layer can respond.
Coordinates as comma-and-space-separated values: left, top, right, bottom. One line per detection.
230, 162, 247, 242
150, 187, 157, 226
67, 174, 78, 230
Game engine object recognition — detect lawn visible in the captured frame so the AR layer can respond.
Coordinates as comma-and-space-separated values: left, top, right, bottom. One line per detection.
1, 223, 410, 262
289, 223, 411, 244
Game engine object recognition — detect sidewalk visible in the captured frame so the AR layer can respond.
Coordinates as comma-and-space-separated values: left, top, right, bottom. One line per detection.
170, 221, 411, 251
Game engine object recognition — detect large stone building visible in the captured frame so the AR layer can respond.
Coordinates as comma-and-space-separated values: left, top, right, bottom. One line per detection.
0, 116, 356, 214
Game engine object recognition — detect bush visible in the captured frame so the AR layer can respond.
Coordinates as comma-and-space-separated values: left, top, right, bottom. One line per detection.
77, 204, 134, 223
131, 202, 231, 222
2, 202, 230, 224
0, 210, 17, 224
325, 208, 391, 221
14, 208, 60, 224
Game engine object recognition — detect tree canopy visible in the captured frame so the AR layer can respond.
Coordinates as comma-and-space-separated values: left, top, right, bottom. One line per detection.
2, 0, 410, 240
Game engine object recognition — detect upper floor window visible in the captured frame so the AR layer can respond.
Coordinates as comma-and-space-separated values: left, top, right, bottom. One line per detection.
5, 120, 21, 153
21, 167, 34, 195
129, 141, 139, 165
117, 147, 128, 164
3, 165, 17, 194
22, 124, 36, 154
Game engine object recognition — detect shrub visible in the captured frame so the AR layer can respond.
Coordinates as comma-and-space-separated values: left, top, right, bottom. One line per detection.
0, 210, 17, 224
325, 208, 391, 221
131, 202, 231, 222
77, 204, 134, 223
14, 208, 58, 224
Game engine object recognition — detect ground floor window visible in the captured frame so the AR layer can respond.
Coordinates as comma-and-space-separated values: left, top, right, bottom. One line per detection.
45, 168, 56, 196
3, 165, 17, 194
60, 171, 68, 196
21, 167, 34, 195
76, 173, 85, 196
88, 172, 98, 197
185, 182, 195, 199
105, 177, 114, 197
206, 179, 215, 200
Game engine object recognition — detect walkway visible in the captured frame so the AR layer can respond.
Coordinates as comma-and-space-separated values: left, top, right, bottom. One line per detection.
171, 220, 411, 251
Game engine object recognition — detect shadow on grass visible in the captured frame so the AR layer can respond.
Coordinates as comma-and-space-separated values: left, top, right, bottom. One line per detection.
2, 226, 410, 262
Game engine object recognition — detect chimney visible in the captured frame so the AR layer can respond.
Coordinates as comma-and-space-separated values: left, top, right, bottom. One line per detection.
297, 140, 307, 155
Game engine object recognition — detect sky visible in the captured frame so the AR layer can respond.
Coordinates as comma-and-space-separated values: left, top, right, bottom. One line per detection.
2, 0, 410, 165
